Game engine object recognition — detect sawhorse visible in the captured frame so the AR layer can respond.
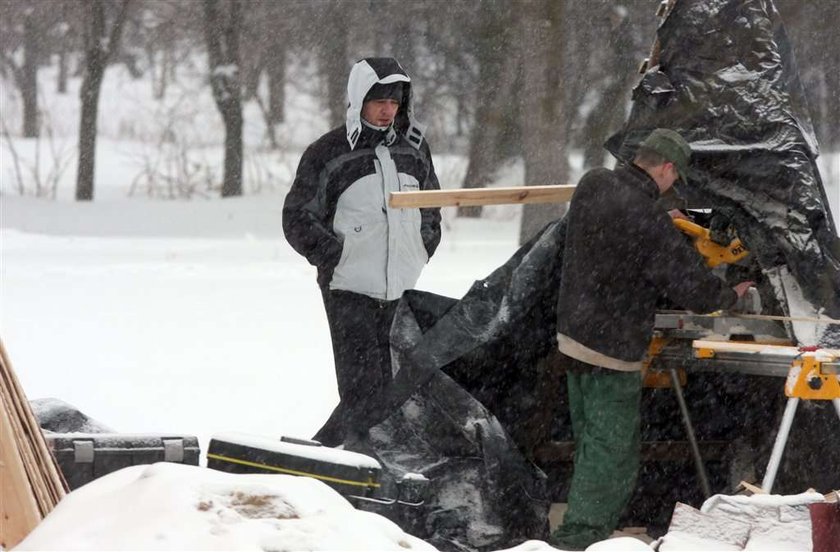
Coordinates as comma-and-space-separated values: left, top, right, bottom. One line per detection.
762, 349, 840, 493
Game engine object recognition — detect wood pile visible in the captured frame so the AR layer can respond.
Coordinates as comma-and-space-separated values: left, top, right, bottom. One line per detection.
0, 337, 67, 549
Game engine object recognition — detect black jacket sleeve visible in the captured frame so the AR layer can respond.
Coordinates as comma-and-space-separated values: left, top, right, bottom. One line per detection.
642, 207, 738, 313
282, 145, 343, 270
419, 141, 442, 258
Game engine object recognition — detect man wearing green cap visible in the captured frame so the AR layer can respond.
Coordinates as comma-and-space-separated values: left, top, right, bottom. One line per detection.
550, 128, 753, 549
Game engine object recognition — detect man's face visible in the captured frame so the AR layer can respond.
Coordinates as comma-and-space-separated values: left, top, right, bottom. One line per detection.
653, 162, 679, 194
361, 99, 400, 127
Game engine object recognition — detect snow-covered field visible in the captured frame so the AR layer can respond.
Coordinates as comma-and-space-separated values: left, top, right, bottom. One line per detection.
2, 58, 837, 551
1, 191, 522, 446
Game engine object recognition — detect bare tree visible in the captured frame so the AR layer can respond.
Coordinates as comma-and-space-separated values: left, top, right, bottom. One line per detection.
0, 1, 44, 137
54, 4, 74, 95
203, 0, 243, 197
518, 0, 568, 245
459, 1, 519, 218
244, 0, 289, 148
580, 5, 639, 169
75, 0, 131, 201
317, 1, 350, 128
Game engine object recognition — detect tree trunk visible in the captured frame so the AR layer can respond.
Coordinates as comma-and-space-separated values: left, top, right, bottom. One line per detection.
582, 8, 636, 170
822, 3, 840, 149
265, 41, 285, 125
75, 0, 130, 201
151, 22, 174, 100
321, 2, 348, 129
517, 0, 568, 245
222, 103, 243, 197
57, 48, 69, 94
242, 60, 261, 101
57, 4, 71, 94
392, 19, 416, 76
459, 1, 518, 218
76, 71, 104, 200
21, 10, 39, 138
203, 0, 243, 198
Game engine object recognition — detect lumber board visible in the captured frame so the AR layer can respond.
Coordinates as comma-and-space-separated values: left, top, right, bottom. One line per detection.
0, 337, 67, 548
0, 389, 42, 549
692, 339, 840, 357
389, 185, 576, 209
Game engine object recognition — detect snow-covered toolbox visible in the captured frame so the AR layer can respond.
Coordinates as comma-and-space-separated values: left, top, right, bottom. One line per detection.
45, 433, 200, 489
207, 432, 382, 497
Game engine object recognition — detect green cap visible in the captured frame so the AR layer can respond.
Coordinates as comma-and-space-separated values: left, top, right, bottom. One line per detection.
639, 128, 691, 184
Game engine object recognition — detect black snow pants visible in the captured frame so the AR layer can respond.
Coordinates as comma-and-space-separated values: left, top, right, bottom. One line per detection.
313, 289, 398, 446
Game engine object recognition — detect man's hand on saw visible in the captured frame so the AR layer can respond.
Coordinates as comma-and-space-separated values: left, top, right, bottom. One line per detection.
733, 281, 755, 298
668, 209, 691, 221
730, 281, 762, 314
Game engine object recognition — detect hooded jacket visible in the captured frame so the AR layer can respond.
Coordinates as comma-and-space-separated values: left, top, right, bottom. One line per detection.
283, 58, 441, 301
556, 163, 737, 369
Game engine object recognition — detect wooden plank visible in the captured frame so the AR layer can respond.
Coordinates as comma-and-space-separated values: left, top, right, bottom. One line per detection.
389, 185, 576, 209
737, 480, 766, 495
0, 348, 54, 512
0, 337, 67, 548
0, 384, 42, 549
693, 339, 840, 357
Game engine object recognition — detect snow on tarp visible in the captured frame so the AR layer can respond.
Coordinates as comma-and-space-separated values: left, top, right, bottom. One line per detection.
605, 0, 840, 347
30, 397, 114, 434
211, 432, 382, 470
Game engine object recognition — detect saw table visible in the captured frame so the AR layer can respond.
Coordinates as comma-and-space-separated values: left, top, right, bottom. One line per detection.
645, 313, 840, 496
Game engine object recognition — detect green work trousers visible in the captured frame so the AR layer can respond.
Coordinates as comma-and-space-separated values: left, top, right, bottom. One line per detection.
551, 368, 642, 550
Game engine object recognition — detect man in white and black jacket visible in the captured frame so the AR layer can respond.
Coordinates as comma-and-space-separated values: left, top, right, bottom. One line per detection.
283, 57, 441, 445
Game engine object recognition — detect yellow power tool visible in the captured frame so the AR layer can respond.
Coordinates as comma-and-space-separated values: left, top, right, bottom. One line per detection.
672, 218, 749, 268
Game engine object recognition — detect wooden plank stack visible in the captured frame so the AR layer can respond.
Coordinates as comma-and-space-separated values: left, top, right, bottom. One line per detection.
0, 337, 67, 549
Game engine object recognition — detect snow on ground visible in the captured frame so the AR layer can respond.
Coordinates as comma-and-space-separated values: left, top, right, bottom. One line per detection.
0, 192, 522, 448
14, 458, 820, 551
15, 463, 437, 551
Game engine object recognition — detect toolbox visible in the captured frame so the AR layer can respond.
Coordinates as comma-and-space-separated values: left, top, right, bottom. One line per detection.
45, 433, 200, 490
207, 432, 383, 497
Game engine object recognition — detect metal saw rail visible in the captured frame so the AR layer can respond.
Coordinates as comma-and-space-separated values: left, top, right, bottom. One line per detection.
651, 339, 839, 378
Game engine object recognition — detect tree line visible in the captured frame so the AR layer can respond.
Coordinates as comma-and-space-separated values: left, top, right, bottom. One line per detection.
1, 0, 837, 239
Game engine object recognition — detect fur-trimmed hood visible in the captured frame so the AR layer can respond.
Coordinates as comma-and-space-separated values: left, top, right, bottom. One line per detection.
345, 57, 425, 151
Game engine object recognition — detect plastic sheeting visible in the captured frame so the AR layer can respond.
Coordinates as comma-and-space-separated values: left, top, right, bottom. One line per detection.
606, 0, 840, 346
318, 221, 565, 551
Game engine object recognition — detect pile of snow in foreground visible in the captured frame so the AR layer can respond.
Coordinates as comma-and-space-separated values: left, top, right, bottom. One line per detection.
12, 461, 631, 552
16, 462, 436, 551
17, 459, 821, 551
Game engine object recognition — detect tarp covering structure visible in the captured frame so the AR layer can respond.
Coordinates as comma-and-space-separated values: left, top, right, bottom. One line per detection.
606, 0, 840, 347
317, 1, 840, 549
324, 222, 566, 551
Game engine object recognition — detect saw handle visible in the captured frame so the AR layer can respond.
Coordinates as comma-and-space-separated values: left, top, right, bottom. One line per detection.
672, 218, 750, 268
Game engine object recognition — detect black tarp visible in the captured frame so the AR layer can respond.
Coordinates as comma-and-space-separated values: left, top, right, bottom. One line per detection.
321, 221, 566, 550
606, 0, 840, 346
